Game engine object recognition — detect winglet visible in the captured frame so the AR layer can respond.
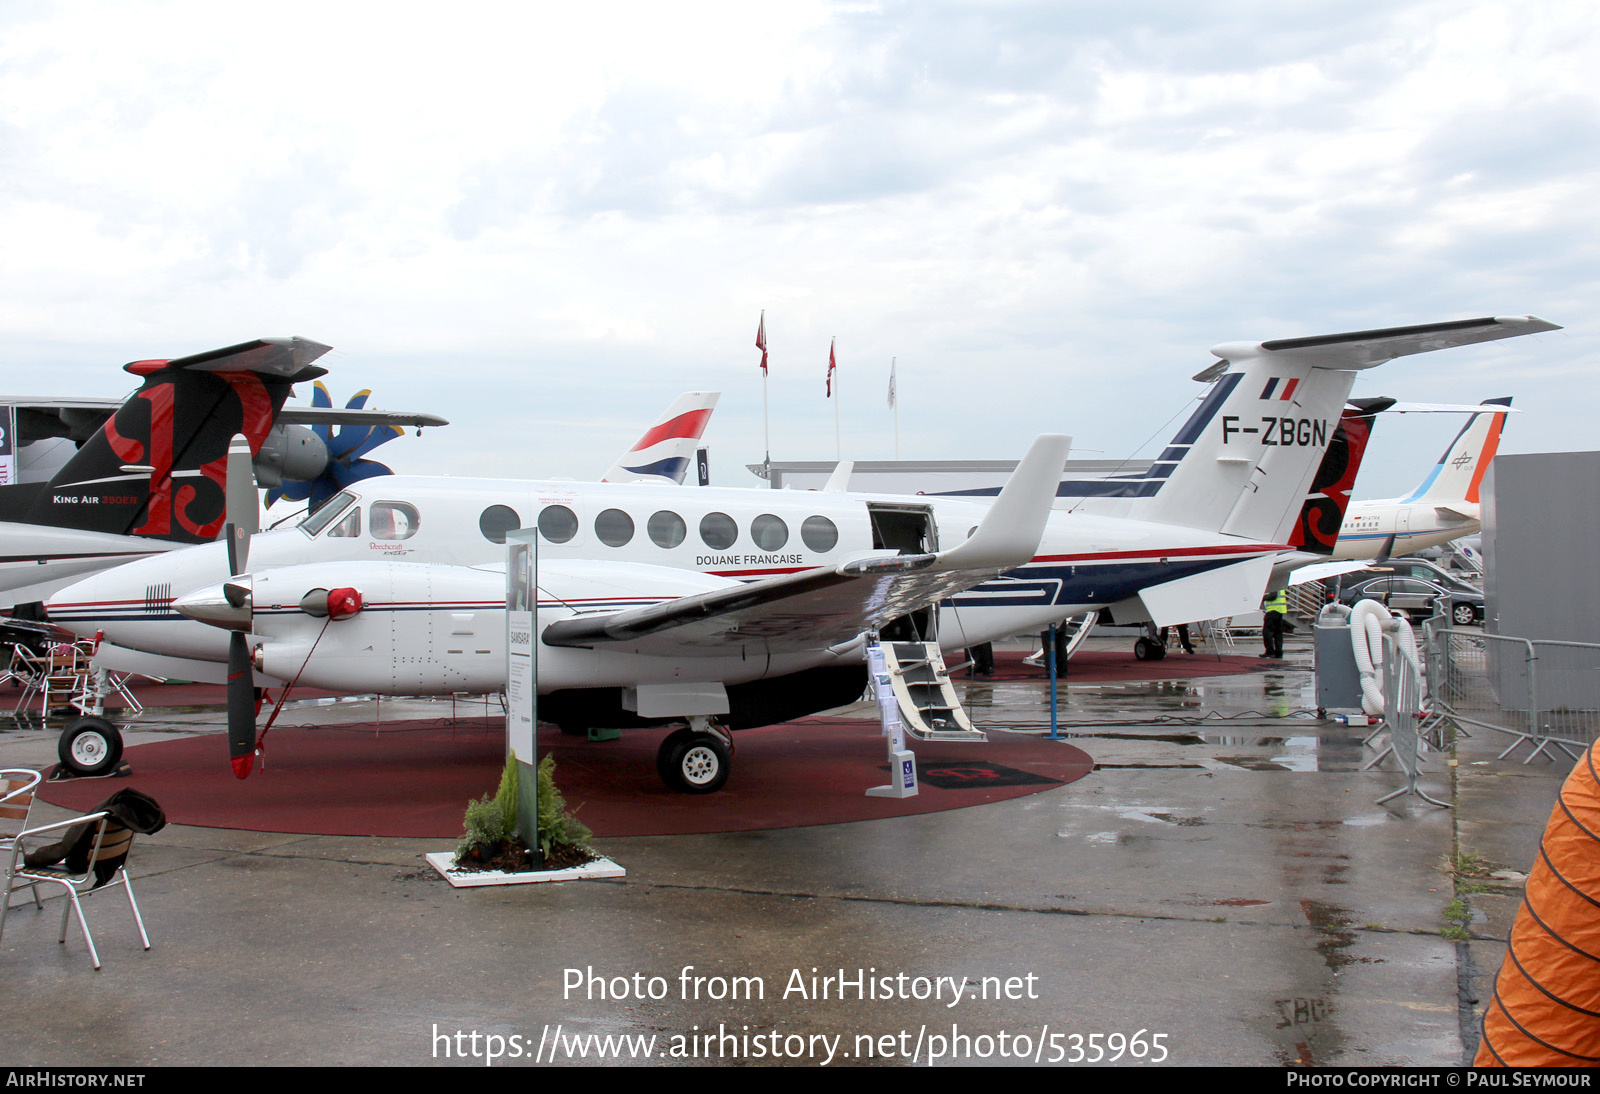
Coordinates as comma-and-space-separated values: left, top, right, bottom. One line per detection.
935, 434, 1071, 571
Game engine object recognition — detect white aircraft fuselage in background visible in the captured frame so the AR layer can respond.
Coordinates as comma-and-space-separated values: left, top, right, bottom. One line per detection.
1332, 399, 1511, 560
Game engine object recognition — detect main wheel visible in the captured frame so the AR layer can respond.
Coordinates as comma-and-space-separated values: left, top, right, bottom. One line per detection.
1133, 637, 1166, 661
58, 716, 123, 777
656, 728, 731, 794
1452, 602, 1477, 626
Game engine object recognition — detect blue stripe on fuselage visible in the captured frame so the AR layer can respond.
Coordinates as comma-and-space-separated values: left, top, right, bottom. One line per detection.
946, 555, 1243, 608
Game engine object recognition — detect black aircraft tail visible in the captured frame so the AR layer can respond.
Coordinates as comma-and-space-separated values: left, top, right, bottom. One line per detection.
19, 338, 330, 543
1285, 396, 1394, 556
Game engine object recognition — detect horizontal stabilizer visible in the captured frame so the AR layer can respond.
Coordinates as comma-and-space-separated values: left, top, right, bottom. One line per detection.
1435, 502, 1480, 521
278, 407, 449, 429
1213, 315, 1559, 371
1108, 556, 1275, 628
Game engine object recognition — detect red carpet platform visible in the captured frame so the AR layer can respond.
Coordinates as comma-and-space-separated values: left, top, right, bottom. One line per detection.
38, 719, 1094, 838
972, 649, 1265, 682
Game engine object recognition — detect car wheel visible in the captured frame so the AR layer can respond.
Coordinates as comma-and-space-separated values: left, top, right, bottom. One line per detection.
1452, 603, 1477, 626
58, 717, 123, 777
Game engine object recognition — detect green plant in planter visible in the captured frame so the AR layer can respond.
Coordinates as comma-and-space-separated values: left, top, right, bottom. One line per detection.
457, 754, 520, 860
536, 754, 593, 862
455, 754, 594, 871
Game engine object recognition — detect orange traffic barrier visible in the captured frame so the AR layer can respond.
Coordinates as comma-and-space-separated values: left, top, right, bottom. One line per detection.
1477, 742, 1600, 1065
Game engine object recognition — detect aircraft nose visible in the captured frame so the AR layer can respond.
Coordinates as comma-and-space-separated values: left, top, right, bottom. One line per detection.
173, 577, 253, 630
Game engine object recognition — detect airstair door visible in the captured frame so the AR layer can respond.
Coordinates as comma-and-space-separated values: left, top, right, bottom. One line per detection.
868, 503, 938, 642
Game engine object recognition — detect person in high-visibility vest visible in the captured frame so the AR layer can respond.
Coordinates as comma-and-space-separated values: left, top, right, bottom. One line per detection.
1262, 589, 1287, 658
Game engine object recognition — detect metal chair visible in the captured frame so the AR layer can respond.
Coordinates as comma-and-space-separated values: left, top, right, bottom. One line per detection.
0, 768, 41, 842
1, 798, 157, 969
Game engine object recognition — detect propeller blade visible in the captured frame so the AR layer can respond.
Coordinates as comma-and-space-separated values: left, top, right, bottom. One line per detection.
227, 631, 257, 779
225, 434, 258, 575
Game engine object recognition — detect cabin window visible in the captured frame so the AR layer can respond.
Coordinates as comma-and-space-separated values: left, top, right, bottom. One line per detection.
538, 504, 578, 544
699, 512, 738, 550
801, 515, 838, 552
648, 510, 686, 549
300, 491, 355, 536
370, 501, 420, 541
595, 508, 635, 547
479, 505, 521, 544
751, 514, 788, 551
326, 506, 361, 538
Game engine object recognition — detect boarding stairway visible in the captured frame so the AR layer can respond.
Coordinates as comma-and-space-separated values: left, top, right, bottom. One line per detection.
1022, 611, 1099, 666
880, 642, 986, 742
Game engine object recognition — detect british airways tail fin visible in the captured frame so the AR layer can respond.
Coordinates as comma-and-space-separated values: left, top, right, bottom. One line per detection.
601, 392, 719, 484
19, 337, 331, 543
1400, 397, 1512, 512
1126, 317, 1554, 545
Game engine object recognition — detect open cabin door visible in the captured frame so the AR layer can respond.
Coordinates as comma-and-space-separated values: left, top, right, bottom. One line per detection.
868, 503, 939, 642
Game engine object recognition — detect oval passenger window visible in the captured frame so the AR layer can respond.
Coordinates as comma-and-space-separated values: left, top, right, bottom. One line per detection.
751, 514, 788, 551
700, 512, 738, 550
648, 510, 687, 549
479, 505, 521, 544
801, 515, 838, 552
538, 505, 578, 544
595, 508, 635, 547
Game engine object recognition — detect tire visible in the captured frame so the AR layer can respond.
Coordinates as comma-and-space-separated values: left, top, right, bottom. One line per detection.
656, 728, 731, 794
1452, 603, 1477, 626
58, 717, 123, 777
1133, 637, 1166, 661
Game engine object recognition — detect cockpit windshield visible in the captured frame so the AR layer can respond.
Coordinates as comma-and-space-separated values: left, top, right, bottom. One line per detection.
299, 491, 357, 537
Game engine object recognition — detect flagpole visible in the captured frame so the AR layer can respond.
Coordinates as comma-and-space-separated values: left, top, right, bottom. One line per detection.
756, 311, 770, 478
891, 357, 899, 459
832, 337, 841, 461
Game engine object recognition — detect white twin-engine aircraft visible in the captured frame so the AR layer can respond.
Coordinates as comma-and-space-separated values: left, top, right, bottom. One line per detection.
47, 316, 1557, 790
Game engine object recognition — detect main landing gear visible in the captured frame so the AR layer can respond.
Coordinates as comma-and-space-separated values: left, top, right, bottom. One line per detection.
1133, 636, 1167, 661
655, 716, 733, 794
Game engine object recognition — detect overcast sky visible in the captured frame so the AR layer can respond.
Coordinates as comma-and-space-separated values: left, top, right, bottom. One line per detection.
1, 0, 1591, 503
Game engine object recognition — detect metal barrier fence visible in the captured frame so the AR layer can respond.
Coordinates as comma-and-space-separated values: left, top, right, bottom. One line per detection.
1367, 618, 1449, 807
1424, 627, 1600, 763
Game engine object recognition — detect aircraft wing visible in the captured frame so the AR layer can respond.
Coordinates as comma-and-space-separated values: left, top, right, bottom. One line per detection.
544, 434, 1070, 657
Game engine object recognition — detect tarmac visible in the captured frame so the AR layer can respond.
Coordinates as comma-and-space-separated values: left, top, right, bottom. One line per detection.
0, 629, 1572, 1068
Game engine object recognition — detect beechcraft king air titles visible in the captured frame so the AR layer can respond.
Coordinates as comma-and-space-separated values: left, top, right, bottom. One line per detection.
48, 316, 1556, 732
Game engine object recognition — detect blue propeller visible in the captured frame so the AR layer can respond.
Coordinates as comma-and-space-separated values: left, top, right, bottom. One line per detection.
266, 383, 405, 511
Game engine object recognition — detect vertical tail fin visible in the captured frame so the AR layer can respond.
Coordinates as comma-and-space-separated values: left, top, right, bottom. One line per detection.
1286, 397, 1394, 556
26, 337, 330, 543
1400, 397, 1512, 507
1112, 318, 1554, 544
601, 392, 720, 484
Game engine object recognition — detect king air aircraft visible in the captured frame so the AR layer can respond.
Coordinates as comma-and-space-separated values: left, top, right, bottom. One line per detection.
47, 316, 1558, 790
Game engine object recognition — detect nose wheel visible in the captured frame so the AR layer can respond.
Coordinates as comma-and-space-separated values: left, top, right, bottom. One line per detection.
655, 718, 733, 794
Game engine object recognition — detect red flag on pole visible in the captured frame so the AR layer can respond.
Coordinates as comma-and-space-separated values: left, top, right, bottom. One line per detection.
826, 338, 836, 397
755, 313, 768, 374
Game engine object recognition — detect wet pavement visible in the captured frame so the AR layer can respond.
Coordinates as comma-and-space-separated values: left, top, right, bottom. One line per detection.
0, 631, 1568, 1067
